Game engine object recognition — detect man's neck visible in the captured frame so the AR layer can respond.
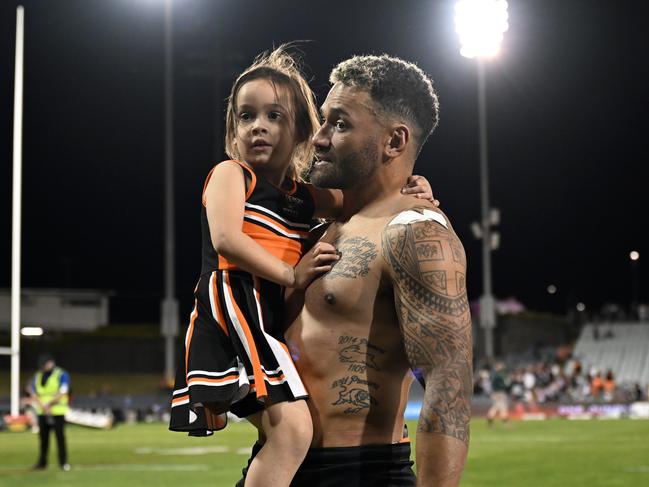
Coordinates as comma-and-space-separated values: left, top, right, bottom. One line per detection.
339, 161, 414, 221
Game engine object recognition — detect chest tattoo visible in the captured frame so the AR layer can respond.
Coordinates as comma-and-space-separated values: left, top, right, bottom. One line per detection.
324, 237, 378, 280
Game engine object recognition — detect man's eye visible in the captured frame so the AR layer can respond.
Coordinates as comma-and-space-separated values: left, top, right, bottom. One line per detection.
335, 120, 346, 130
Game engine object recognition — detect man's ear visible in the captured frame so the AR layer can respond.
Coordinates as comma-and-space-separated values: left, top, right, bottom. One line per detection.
384, 124, 410, 158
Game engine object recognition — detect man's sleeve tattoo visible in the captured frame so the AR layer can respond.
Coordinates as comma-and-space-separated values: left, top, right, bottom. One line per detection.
382, 220, 473, 444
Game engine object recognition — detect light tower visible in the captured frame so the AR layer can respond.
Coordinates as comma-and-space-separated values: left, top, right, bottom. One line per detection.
455, 0, 509, 359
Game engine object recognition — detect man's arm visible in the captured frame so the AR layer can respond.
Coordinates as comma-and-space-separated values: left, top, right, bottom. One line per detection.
382, 218, 472, 487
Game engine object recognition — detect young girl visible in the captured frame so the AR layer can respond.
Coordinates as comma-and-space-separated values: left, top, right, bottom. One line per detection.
169, 46, 436, 487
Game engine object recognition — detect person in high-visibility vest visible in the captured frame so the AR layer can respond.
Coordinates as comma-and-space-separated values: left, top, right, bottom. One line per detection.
29, 353, 71, 471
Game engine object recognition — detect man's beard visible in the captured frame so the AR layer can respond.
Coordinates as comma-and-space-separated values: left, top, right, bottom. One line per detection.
310, 139, 379, 189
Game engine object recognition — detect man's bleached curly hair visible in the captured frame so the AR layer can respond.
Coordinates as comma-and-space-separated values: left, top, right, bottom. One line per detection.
330, 54, 439, 155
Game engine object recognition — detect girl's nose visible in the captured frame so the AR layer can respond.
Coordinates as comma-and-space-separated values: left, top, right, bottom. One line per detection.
252, 119, 268, 135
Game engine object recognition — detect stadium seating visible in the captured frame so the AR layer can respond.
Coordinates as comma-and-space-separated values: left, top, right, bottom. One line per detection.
574, 323, 649, 385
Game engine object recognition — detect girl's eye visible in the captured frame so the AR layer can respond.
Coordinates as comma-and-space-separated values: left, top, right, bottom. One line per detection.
269, 111, 282, 120
239, 112, 252, 122
335, 120, 346, 130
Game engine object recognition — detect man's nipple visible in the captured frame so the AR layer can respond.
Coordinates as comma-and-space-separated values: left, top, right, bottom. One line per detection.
324, 293, 336, 305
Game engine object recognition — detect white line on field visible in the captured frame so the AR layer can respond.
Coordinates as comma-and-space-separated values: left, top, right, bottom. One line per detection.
625, 466, 649, 473
472, 437, 564, 443
473, 437, 649, 444
135, 446, 230, 455
0, 464, 212, 472
75, 464, 211, 472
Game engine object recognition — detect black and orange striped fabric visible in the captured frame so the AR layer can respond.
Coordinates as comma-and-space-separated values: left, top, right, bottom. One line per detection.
170, 161, 315, 436
201, 160, 315, 273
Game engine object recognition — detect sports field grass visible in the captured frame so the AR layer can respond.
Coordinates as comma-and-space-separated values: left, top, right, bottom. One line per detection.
1, 419, 648, 486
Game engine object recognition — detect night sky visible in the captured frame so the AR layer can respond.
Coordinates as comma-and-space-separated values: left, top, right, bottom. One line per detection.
1, 0, 647, 323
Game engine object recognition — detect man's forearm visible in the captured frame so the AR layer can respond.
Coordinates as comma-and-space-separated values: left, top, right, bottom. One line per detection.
416, 431, 468, 486
415, 376, 471, 486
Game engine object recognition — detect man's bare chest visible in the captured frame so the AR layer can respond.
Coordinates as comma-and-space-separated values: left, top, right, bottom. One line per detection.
305, 221, 387, 316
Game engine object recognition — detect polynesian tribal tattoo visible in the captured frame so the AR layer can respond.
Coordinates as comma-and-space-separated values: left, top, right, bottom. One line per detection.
330, 335, 385, 413
324, 237, 378, 280
382, 219, 472, 445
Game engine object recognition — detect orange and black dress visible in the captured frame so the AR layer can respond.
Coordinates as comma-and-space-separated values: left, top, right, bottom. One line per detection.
169, 160, 314, 435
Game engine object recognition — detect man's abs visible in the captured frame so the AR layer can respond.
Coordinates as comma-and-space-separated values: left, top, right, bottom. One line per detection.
285, 218, 412, 447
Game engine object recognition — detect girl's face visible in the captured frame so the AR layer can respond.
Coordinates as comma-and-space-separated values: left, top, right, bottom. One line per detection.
234, 78, 297, 179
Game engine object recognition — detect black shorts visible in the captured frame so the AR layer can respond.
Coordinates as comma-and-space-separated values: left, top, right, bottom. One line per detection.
236, 441, 416, 487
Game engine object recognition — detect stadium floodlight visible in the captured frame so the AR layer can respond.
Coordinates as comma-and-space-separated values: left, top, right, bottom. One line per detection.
455, 0, 509, 59
576, 302, 586, 312
547, 285, 557, 295
630, 250, 640, 261
455, 0, 509, 359
21, 327, 44, 337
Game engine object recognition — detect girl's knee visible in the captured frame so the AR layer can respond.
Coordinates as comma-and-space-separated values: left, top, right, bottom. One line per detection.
266, 402, 312, 452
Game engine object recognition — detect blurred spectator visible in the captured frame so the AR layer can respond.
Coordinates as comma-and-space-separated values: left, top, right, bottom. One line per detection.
474, 367, 492, 396
603, 371, 616, 401
632, 383, 647, 401
590, 373, 604, 399
486, 362, 510, 426
523, 367, 537, 407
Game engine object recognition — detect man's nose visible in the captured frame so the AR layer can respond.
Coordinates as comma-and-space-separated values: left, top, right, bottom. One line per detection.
312, 125, 330, 151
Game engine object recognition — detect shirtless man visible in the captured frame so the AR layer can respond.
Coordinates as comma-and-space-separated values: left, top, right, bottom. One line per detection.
238, 55, 472, 487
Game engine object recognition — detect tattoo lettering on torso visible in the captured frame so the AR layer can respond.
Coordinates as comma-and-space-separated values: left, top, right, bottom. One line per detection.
337, 335, 385, 373
331, 375, 379, 414
330, 336, 385, 414
324, 237, 378, 280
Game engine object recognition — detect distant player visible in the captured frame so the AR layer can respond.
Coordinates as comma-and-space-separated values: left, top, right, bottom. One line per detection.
169, 46, 436, 487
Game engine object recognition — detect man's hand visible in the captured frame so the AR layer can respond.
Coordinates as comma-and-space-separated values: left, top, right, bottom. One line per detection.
382, 218, 472, 487
401, 175, 440, 207
293, 241, 339, 289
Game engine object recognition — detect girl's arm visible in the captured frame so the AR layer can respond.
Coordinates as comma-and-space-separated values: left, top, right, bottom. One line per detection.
206, 162, 337, 288
400, 175, 440, 206
308, 175, 440, 219
309, 186, 344, 219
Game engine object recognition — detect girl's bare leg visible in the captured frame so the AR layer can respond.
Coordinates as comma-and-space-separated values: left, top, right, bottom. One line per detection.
244, 400, 312, 487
